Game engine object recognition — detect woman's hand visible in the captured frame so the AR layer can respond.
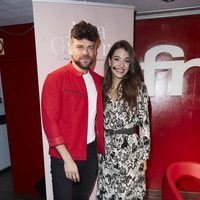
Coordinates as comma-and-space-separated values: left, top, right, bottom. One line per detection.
144, 160, 147, 172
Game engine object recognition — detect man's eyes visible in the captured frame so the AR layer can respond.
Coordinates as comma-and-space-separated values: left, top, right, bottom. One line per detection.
76, 46, 94, 51
77, 46, 84, 50
88, 46, 94, 50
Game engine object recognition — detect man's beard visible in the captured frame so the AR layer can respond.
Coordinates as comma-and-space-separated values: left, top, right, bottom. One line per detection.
74, 60, 93, 70
73, 56, 93, 70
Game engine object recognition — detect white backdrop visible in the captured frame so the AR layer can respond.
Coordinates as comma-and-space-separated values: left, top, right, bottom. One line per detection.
32, 0, 134, 199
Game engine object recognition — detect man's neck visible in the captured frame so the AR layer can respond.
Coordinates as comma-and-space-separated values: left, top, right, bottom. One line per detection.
72, 61, 89, 74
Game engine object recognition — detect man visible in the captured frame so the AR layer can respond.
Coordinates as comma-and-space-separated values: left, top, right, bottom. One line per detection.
41, 21, 104, 200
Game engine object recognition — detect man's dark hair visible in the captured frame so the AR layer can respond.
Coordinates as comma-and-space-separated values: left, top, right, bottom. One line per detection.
71, 20, 100, 42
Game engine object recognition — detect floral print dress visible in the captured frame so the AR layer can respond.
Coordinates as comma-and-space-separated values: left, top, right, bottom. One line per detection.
96, 83, 150, 200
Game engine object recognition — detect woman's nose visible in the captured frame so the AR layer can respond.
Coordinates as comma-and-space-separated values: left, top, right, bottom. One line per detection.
119, 61, 124, 67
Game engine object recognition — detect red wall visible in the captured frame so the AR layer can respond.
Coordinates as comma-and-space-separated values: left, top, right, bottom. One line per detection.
135, 14, 200, 190
0, 24, 44, 195
1, 14, 200, 195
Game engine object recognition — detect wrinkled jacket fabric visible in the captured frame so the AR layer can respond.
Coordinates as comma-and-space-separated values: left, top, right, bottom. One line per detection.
41, 62, 104, 160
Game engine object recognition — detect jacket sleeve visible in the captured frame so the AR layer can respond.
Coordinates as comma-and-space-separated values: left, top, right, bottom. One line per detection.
41, 74, 65, 147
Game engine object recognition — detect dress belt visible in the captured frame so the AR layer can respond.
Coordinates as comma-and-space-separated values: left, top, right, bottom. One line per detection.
106, 127, 135, 135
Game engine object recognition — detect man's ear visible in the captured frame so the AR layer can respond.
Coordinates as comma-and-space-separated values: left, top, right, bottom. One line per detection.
68, 43, 72, 55
95, 38, 101, 55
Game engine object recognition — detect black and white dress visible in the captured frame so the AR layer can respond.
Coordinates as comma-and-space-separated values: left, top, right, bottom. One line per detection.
96, 83, 150, 200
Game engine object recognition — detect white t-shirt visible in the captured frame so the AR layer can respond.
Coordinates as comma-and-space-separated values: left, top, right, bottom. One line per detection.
83, 72, 97, 144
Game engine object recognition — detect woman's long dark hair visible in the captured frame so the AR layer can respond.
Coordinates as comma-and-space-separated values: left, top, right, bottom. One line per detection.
103, 40, 143, 109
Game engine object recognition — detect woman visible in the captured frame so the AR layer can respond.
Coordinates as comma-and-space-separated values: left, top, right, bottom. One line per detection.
96, 40, 151, 200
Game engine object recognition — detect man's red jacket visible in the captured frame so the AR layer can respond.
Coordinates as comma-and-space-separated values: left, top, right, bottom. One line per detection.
41, 62, 104, 160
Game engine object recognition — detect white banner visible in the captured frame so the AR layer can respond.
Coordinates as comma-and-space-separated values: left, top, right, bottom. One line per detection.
32, 1, 134, 199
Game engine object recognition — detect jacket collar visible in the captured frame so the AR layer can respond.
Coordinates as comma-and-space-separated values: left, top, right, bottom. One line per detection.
68, 61, 93, 77
68, 61, 83, 77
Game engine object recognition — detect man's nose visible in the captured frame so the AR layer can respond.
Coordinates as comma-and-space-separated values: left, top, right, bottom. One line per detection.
82, 48, 89, 55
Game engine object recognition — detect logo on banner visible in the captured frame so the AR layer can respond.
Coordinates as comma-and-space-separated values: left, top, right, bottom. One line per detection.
141, 45, 200, 96
51, 21, 111, 62
0, 38, 5, 55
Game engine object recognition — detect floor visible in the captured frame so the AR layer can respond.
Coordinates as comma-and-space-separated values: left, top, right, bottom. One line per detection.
0, 167, 44, 200
0, 167, 160, 200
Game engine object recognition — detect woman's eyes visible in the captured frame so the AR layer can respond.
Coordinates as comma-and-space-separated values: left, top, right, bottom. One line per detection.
114, 57, 120, 61
125, 59, 130, 63
113, 58, 130, 63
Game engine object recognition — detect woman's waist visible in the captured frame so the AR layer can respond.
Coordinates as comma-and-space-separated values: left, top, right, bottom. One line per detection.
105, 127, 136, 135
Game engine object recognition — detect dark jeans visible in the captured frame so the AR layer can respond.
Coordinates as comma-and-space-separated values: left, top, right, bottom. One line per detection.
50, 141, 98, 200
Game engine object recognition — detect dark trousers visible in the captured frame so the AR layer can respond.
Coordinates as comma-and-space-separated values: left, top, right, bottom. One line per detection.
50, 141, 98, 200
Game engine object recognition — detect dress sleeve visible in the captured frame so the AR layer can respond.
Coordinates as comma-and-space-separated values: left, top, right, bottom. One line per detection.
137, 83, 151, 160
